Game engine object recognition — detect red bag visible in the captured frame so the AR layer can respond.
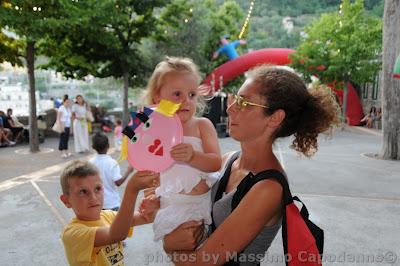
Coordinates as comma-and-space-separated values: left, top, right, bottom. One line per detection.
284, 196, 323, 265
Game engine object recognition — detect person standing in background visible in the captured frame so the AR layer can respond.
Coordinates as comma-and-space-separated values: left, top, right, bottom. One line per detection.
90, 132, 134, 211
128, 102, 135, 113
113, 119, 123, 151
58, 98, 72, 158
72, 95, 90, 153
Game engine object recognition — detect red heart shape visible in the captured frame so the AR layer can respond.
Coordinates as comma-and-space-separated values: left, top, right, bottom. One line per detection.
148, 145, 156, 153
148, 139, 162, 154
155, 146, 163, 156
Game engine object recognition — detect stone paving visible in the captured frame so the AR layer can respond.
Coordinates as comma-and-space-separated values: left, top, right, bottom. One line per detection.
0, 128, 399, 266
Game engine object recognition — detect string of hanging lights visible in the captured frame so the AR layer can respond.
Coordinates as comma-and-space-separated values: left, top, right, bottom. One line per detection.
238, 0, 255, 39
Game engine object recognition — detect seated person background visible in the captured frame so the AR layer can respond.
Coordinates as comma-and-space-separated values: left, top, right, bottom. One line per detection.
373, 107, 382, 129
360, 106, 376, 128
6, 108, 24, 142
0, 116, 15, 146
375, 107, 382, 121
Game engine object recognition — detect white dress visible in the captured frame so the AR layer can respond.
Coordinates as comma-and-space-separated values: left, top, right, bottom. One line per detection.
153, 136, 219, 241
72, 104, 89, 153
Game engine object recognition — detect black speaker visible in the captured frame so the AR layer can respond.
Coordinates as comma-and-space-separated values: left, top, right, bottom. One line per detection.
216, 122, 228, 138
203, 95, 227, 127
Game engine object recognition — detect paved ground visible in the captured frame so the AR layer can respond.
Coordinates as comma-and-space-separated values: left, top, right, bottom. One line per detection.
0, 128, 399, 266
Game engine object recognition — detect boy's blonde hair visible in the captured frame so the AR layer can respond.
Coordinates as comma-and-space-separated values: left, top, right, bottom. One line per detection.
143, 56, 202, 105
60, 160, 99, 195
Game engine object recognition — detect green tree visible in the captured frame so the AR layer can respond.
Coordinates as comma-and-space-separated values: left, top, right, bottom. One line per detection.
42, 0, 169, 126
142, 0, 205, 69
0, 29, 22, 66
290, 0, 382, 119
140, 0, 244, 95
232, 0, 384, 51
0, 0, 64, 152
147, 0, 244, 75
203, 0, 244, 74
380, 0, 400, 160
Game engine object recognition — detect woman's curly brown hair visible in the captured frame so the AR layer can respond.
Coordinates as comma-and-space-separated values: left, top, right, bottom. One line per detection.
248, 66, 340, 157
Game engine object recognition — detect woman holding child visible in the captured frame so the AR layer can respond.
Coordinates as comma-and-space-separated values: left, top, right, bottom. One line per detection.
158, 65, 339, 265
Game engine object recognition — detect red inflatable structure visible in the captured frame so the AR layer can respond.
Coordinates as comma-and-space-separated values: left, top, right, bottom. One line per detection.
203, 48, 295, 91
202, 48, 363, 126
332, 83, 364, 126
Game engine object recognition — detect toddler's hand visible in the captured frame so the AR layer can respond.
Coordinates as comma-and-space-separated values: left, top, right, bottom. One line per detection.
139, 194, 160, 222
128, 171, 160, 192
143, 187, 157, 198
170, 143, 195, 162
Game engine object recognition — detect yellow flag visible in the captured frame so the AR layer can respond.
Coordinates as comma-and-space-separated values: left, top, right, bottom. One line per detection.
118, 136, 128, 163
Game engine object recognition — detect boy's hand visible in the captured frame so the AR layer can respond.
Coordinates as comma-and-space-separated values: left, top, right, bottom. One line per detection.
170, 143, 195, 162
126, 165, 134, 174
128, 171, 159, 192
139, 194, 160, 222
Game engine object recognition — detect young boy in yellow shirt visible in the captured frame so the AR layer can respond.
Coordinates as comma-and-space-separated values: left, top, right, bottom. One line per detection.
59, 160, 158, 266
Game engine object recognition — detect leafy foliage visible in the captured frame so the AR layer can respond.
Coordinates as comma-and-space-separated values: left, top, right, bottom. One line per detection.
0, 0, 64, 41
0, 0, 66, 66
142, 0, 244, 93
230, 0, 383, 50
203, 1, 244, 73
289, 0, 382, 88
41, 0, 168, 86
0, 0, 68, 151
145, 0, 244, 75
0, 30, 23, 66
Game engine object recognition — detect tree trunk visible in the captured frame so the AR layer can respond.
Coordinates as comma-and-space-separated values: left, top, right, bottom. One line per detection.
380, 0, 400, 160
122, 70, 130, 127
26, 41, 39, 152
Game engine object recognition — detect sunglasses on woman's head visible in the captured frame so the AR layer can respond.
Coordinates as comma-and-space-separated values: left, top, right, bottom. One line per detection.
233, 94, 269, 110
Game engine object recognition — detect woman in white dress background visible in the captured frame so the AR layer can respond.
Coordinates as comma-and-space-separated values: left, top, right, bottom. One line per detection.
71, 95, 90, 153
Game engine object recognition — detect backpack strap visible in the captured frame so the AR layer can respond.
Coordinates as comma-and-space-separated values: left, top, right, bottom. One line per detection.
214, 151, 241, 203
232, 169, 291, 210
292, 196, 309, 219
290, 196, 324, 255
211, 151, 240, 232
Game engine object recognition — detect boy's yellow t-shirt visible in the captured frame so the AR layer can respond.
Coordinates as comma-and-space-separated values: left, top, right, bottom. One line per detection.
61, 210, 126, 266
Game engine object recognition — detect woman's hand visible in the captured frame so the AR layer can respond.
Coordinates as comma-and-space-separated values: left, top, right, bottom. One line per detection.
170, 143, 195, 162
163, 220, 204, 252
